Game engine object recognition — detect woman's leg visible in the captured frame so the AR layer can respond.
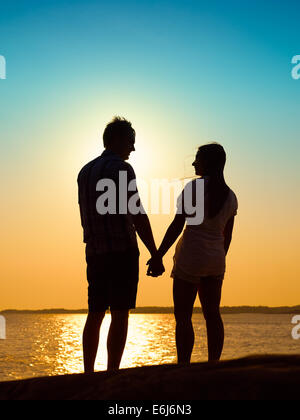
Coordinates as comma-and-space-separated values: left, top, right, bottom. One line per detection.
173, 277, 198, 364
198, 277, 224, 362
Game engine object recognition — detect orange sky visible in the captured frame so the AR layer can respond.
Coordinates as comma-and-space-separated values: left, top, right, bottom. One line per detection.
1, 117, 299, 310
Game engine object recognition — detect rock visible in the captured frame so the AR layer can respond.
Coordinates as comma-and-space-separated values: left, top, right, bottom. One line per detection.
0, 355, 300, 400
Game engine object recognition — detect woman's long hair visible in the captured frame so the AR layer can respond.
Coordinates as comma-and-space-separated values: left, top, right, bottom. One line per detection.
197, 143, 230, 219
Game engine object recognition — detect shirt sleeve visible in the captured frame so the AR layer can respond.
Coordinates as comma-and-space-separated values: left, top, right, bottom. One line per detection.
176, 188, 185, 215
126, 164, 145, 213
120, 162, 138, 196
126, 164, 137, 185
112, 161, 144, 215
77, 172, 82, 205
232, 194, 238, 216
176, 180, 199, 216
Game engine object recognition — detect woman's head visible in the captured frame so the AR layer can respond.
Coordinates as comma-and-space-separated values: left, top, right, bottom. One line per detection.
193, 143, 226, 176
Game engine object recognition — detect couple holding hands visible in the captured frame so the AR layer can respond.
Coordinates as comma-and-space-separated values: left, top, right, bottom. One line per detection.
78, 117, 238, 373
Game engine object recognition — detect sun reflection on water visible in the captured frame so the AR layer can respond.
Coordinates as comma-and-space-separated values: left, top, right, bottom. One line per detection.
0, 314, 179, 380
47, 314, 178, 375
1, 313, 298, 381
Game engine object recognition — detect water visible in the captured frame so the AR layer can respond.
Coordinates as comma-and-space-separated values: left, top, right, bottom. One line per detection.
0, 313, 299, 382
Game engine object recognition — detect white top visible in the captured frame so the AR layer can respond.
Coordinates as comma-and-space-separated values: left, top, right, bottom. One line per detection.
172, 180, 238, 282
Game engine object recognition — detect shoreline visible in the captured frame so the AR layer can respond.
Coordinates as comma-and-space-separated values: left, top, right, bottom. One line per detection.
1, 306, 300, 315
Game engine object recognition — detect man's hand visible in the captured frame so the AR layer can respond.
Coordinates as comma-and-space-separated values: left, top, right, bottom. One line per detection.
146, 255, 165, 277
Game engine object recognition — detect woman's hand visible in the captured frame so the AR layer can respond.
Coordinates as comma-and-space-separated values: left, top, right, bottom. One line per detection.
146, 254, 165, 277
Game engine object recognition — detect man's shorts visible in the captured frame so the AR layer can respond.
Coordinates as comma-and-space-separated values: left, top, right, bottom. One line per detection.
86, 247, 140, 313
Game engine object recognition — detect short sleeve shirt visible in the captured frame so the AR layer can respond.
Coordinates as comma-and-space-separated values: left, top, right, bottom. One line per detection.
78, 150, 139, 255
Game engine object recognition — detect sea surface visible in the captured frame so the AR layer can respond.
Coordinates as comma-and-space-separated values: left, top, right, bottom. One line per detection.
0, 313, 299, 382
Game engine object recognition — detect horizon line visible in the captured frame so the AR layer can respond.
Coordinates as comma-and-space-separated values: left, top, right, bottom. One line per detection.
1, 305, 300, 314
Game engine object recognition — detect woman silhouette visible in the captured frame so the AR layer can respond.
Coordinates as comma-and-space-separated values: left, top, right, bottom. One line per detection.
148, 143, 238, 363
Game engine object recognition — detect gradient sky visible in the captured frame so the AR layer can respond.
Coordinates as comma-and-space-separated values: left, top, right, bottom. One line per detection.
0, 0, 300, 309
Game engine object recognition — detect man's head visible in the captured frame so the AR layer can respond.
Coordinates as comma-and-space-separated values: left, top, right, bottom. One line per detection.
103, 116, 136, 161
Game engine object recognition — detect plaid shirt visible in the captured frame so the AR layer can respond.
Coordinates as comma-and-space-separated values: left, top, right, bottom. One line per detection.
78, 150, 139, 255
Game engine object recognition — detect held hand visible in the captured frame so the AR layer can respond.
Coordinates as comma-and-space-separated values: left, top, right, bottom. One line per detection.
146, 255, 165, 277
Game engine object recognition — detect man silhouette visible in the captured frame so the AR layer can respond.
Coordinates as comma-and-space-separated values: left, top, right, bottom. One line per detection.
78, 117, 164, 373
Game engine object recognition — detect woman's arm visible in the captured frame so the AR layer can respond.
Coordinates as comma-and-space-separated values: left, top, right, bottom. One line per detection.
147, 213, 186, 276
156, 213, 186, 258
224, 216, 235, 255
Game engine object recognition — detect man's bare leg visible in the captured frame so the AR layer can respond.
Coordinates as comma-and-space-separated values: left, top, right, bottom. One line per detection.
83, 312, 106, 373
107, 310, 129, 371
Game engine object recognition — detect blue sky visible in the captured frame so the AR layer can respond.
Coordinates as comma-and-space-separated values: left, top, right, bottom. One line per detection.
1, 0, 299, 157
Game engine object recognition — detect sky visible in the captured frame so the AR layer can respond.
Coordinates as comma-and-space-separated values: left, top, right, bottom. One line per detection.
0, 0, 300, 309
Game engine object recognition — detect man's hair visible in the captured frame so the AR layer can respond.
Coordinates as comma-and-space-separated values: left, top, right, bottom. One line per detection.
103, 116, 135, 147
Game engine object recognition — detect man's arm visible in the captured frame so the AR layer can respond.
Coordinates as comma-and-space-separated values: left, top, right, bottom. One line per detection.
224, 216, 235, 256
122, 163, 158, 256
126, 163, 165, 274
132, 213, 157, 257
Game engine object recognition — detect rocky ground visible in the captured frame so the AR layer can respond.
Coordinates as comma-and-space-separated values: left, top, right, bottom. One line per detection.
0, 355, 300, 400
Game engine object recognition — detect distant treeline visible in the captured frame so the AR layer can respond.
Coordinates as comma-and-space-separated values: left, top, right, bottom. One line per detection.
1, 306, 300, 314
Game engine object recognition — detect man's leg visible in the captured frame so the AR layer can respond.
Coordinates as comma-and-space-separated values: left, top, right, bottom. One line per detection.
83, 312, 106, 373
173, 277, 198, 364
107, 310, 129, 370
